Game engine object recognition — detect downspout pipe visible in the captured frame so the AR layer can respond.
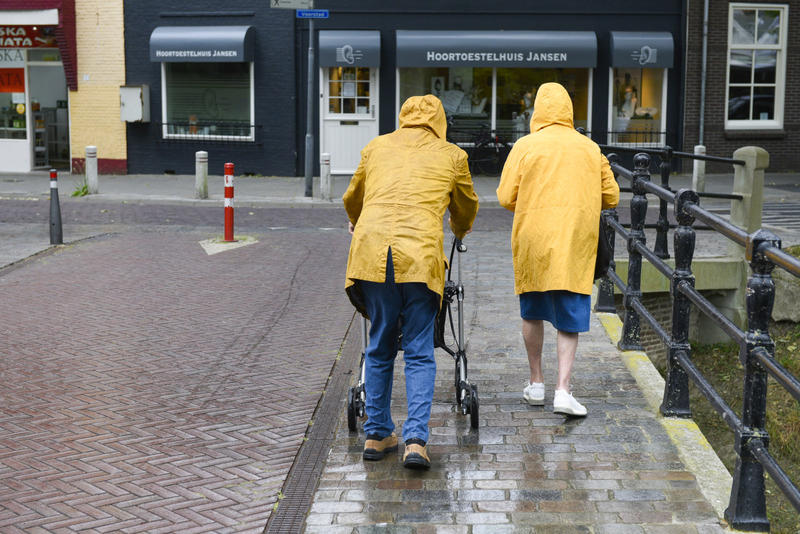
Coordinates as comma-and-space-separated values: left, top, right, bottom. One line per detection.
699, 0, 709, 145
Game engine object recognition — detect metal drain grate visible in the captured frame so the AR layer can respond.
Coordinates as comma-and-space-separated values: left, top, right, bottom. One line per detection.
263, 311, 361, 533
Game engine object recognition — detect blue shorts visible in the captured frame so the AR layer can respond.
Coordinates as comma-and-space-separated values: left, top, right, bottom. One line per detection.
519, 290, 591, 333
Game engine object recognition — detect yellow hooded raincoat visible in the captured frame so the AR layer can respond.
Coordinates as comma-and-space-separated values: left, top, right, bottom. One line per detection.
343, 95, 479, 313
497, 82, 620, 296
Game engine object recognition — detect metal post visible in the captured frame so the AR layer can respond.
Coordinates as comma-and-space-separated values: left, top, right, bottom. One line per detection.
654, 146, 672, 259
725, 229, 780, 532
224, 162, 235, 242
320, 152, 331, 201
692, 145, 706, 193
304, 4, 315, 198
85, 145, 98, 194
661, 188, 698, 418
594, 208, 617, 313
618, 153, 649, 352
195, 151, 208, 199
49, 168, 63, 245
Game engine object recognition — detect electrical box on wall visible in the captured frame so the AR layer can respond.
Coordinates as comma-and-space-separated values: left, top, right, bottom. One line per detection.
120, 85, 150, 123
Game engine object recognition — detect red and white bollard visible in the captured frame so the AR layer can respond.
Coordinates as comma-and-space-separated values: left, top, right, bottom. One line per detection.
224, 162, 236, 242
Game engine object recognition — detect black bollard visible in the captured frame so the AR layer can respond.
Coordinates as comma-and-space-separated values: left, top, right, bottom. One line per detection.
49, 168, 63, 245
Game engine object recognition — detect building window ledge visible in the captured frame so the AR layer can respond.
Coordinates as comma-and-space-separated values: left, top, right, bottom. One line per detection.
724, 129, 786, 140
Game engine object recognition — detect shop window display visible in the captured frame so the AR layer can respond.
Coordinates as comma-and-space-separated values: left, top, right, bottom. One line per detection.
496, 68, 589, 140
163, 62, 252, 139
398, 67, 492, 142
0, 92, 26, 140
610, 67, 664, 145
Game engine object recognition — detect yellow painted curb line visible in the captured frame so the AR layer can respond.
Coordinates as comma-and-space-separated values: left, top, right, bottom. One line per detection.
595, 311, 736, 527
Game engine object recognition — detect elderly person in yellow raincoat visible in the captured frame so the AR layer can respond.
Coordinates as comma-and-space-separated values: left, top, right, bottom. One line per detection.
497, 82, 619, 417
343, 94, 479, 469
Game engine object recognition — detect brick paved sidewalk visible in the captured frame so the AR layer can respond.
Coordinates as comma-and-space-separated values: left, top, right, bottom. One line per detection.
0, 229, 353, 533
304, 230, 727, 533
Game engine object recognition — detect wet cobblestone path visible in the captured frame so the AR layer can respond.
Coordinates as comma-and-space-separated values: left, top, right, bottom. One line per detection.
305, 229, 727, 533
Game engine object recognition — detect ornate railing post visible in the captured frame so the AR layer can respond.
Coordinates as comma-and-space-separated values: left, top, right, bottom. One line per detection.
618, 153, 649, 351
594, 208, 617, 313
660, 188, 698, 418
654, 146, 672, 259
725, 229, 781, 532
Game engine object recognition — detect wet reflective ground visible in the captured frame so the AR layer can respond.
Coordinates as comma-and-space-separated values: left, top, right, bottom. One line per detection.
306, 230, 727, 533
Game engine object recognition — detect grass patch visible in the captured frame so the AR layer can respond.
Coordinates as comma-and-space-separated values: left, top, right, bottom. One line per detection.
785, 244, 800, 259
71, 179, 88, 197
689, 321, 800, 533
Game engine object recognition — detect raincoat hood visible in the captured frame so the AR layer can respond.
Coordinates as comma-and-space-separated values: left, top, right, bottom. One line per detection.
530, 82, 574, 132
398, 94, 448, 139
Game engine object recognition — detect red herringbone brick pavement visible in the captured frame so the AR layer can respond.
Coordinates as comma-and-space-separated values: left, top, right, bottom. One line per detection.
0, 229, 353, 533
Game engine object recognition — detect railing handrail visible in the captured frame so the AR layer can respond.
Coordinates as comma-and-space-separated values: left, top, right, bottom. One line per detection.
595, 150, 800, 531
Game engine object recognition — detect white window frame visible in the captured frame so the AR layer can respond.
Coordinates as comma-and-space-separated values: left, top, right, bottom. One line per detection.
322, 66, 375, 121
725, 3, 788, 130
160, 62, 255, 142
606, 67, 668, 147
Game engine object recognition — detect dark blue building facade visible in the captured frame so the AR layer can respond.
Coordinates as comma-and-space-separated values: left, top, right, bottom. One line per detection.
123, 1, 686, 176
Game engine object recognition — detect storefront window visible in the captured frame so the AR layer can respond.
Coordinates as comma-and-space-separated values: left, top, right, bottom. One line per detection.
398, 67, 591, 144
27, 49, 61, 62
399, 67, 491, 140
163, 62, 253, 140
328, 67, 371, 115
496, 68, 589, 140
0, 92, 26, 139
610, 67, 665, 145
0, 47, 26, 140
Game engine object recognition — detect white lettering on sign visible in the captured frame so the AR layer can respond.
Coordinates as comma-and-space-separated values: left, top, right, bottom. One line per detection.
0, 48, 24, 67
425, 51, 568, 63
0, 37, 33, 47
155, 49, 238, 58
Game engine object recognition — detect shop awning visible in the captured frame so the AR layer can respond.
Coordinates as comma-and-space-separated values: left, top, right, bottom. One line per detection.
319, 31, 380, 67
149, 26, 255, 62
396, 30, 597, 68
610, 32, 674, 68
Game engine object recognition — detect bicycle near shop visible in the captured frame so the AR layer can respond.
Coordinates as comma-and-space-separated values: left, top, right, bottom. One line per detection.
446, 119, 511, 176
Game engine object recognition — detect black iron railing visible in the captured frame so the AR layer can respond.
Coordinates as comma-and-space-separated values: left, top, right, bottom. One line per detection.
595, 151, 800, 531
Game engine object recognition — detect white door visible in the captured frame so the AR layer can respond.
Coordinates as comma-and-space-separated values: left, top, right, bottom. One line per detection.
320, 66, 378, 175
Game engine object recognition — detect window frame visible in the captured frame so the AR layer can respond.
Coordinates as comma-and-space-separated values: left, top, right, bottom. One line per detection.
725, 3, 788, 130
160, 62, 255, 142
323, 66, 375, 120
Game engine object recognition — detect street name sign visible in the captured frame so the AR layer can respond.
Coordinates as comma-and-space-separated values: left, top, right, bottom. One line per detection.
296, 9, 329, 18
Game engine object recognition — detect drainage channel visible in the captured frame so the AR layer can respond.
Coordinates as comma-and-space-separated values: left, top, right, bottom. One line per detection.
263, 311, 361, 533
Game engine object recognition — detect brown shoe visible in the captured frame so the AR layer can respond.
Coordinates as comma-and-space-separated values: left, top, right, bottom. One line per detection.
363, 433, 398, 461
403, 442, 431, 470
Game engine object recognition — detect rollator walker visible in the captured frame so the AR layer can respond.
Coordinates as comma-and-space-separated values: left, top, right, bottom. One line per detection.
346, 236, 479, 431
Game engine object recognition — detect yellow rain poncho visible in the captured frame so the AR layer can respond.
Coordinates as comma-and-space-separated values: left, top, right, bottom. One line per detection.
343, 95, 479, 312
497, 82, 619, 296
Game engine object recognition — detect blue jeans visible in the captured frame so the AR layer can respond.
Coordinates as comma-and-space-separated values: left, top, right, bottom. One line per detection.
358, 251, 438, 444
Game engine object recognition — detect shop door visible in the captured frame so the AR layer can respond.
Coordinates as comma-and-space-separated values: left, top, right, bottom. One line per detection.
320, 66, 378, 175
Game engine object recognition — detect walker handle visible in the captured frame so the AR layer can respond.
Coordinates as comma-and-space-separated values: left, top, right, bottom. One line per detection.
455, 237, 467, 253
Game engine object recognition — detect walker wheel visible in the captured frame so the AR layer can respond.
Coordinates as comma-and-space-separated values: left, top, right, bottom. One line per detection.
469, 385, 479, 429
347, 387, 358, 432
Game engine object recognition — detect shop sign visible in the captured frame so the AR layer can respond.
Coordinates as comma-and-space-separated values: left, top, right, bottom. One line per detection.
0, 26, 58, 48
396, 31, 597, 68
0, 68, 25, 93
0, 49, 24, 67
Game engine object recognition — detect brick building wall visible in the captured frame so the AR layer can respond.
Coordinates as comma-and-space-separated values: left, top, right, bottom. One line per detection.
69, 0, 127, 174
683, 0, 800, 172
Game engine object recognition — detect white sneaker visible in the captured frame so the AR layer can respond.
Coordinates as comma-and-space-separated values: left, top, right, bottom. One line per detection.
553, 389, 587, 417
523, 382, 545, 406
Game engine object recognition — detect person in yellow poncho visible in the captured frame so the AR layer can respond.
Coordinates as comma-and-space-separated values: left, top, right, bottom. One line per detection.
497, 82, 619, 417
343, 94, 478, 469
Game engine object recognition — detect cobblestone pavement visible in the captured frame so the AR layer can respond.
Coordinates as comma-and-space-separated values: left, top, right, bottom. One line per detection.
305, 229, 727, 533
0, 227, 353, 533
